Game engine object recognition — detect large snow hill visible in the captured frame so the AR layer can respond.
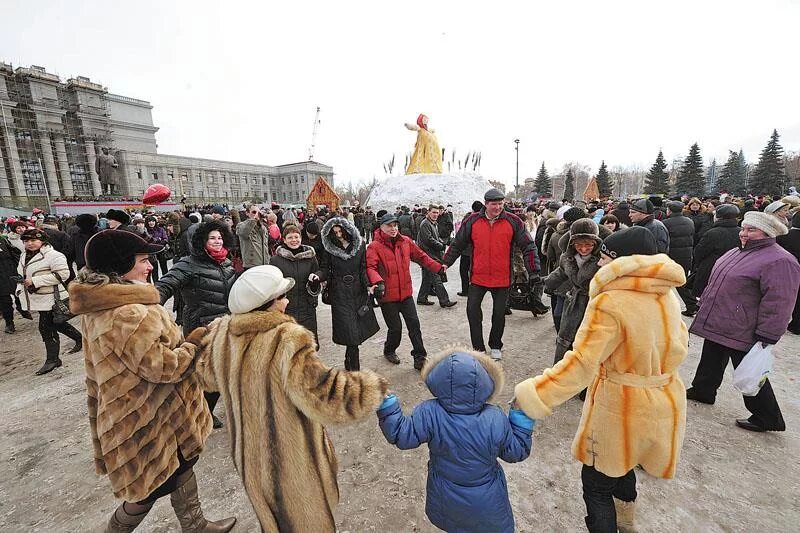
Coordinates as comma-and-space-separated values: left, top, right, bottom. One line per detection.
367, 171, 493, 217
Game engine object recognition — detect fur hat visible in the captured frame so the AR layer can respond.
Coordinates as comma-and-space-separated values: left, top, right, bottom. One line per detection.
600, 226, 658, 259
85, 230, 163, 275
228, 265, 295, 314
715, 204, 739, 219
630, 199, 654, 214
742, 211, 788, 238
106, 209, 130, 226
75, 213, 98, 232
21, 228, 48, 242
563, 207, 587, 224
568, 218, 601, 248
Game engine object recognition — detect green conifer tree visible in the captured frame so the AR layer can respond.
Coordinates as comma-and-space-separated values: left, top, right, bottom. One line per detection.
596, 160, 613, 197
563, 168, 575, 201
717, 150, 747, 196
675, 143, 704, 197
644, 150, 669, 195
534, 162, 552, 196
750, 129, 785, 196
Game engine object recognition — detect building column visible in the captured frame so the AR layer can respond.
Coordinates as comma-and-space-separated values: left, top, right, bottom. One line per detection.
40, 132, 61, 198
0, 119, 25, 197
84, 140, 102, 197
52, 133, 74, 198
0, 148, 10, 197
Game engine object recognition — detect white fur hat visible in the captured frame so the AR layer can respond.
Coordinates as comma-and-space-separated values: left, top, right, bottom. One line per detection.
742, 211, 788, 238
228, 265, 295, 314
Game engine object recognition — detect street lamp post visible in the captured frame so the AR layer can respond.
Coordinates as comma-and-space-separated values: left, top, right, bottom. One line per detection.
514, 138, 520, 200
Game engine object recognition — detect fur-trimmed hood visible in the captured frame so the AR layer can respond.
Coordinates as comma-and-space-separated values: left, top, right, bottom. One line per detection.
190, 220, 235, 258
69, 281, 161, 315
274, 244, 316, 262
321, 216, 362, 260
421, 346, 504, 414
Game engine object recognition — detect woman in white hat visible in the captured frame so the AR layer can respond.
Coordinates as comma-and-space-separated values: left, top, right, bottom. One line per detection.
197, 265, 388, 531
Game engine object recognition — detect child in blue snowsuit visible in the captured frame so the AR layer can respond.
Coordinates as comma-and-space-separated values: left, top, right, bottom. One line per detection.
377, 349, 534, 533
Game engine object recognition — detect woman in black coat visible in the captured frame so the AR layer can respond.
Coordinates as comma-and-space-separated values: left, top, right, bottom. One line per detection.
270, 224, 322, 342
691, 205, 741, 298
320, 216, 379, 370
0, 235, 21, 333
156, 220, 237, 428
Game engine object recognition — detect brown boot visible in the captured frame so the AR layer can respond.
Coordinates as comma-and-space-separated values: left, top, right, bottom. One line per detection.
614, 498, 637, 533
105, 502, 151, 533
170, 472, 236, 532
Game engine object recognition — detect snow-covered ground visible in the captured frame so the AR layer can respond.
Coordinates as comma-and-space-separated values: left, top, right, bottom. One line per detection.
367, 171, 494, 217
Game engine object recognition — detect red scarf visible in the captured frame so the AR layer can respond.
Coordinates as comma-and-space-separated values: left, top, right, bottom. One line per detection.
205, 243, 229, 263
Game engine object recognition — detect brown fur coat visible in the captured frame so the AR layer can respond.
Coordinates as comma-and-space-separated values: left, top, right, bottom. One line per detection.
198, 310, 388, 533
69, 282, 211, 502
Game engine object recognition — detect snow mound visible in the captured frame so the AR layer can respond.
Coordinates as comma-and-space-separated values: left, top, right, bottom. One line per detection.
367, 171, 493, 217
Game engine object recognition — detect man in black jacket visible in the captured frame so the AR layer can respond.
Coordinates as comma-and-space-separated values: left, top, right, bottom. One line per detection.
690, 204, 740, 302
416, 205, 456, 308
438, 205, 454, 245
663, 202, 696, 315
777, 211, 800, 333
42, 215, 74, 281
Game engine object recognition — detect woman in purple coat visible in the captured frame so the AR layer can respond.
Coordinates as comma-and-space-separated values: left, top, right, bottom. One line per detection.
686, 211, 800, 432
145, 216, 169, 282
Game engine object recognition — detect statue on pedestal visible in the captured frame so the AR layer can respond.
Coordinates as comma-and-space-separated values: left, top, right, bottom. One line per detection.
96, 146, 119, 195
405, 114, 442, 174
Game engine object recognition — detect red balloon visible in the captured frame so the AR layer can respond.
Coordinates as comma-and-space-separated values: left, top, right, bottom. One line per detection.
142, 184, 171, 205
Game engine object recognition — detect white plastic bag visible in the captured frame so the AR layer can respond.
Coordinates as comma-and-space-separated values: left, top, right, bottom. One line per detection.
732, 343, 773, 396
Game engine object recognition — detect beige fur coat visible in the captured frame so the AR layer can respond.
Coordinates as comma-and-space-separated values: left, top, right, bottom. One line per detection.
198, 310, 388, 532
69, 282, 211, 502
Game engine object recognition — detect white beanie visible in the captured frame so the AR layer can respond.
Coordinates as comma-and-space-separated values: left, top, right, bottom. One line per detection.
742, 211, 788, 238
228, 265, 295, 314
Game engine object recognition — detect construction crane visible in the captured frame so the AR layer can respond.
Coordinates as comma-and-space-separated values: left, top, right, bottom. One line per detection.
308, 106, 321, 161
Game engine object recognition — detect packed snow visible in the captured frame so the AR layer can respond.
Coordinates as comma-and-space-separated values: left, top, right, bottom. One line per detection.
366, 171, 494, 217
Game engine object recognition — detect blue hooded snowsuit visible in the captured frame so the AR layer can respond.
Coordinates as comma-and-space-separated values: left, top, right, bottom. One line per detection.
377, 350, 534, 532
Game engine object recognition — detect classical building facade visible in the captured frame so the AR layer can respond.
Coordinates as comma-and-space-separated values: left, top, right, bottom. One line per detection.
0, 62, 333, 208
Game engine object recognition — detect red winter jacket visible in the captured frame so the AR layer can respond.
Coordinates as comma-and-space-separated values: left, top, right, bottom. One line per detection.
443, 209, 540, 288
366, 230, 442, 302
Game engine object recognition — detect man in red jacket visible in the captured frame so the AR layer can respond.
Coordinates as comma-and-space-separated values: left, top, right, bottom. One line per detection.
443, 188, 545, 359
367, 213, 447, 370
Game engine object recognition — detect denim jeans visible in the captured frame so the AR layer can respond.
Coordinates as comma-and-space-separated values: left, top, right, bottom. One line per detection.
581, 465, 636, 533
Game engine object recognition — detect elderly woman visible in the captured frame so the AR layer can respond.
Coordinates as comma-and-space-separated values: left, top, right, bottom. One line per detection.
686, 211, 800, 432
16, 228, 83, 375
68, 230, 235, 532
321, 216, 379, 370
197, 265, 387, 531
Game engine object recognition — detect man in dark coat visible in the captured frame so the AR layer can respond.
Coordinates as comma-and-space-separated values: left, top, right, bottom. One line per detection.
67, 214, 98, 270
42, 215, 74, 280
0, 234, 21, 333
397, 207, 414, 238
690, 204, 741, 300
611, 201, 632, 227
416, 205, 456, 307
777, 211, 800, 333
663, 201, 697, 315
457, 201, 483, 297
438, 205, 454, 245
629, 199, 669, 254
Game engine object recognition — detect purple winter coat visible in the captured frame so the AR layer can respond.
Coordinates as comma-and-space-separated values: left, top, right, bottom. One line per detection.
690, 238, 800, 351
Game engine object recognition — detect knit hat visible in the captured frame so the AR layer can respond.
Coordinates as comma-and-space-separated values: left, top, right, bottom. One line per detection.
715, 204, 739, 219
563, 206, 587, 224
471, 200, 484, 212
568, 219, 601, 248
600, 226, 658, 259
21, 228, 48, 242
484, 188, 505, 202
85, 230, 164, 276
764, 200, 789, 215
742, 211, 788, 238
304, 220, 320, 236
106, 209, 130, 226
667, 201, 684, 214
228, 265, 295, 314
630, 199, 654, 214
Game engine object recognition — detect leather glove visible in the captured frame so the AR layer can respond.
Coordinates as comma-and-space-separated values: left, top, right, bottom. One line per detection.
373, 282, 385, 301
528, 275, 542, 289
185, 326, 208, 347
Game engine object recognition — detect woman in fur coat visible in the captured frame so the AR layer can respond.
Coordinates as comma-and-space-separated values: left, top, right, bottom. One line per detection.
198, 265, 388, 532
544, 219, 603, 365
515, 226, 689, 533
69, 229, 235, 533
320, 216, 380, 370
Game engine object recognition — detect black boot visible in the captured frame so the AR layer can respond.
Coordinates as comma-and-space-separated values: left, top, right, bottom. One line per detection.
35, 358, 62, 375
37, 336, 62, 375
344, 347, 360, 371
4, 322, 14, 334
67, 339, 82, 354
20, 310, 33, 320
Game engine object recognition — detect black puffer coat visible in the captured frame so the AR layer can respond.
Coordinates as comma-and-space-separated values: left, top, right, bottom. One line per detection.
270, 244, 322, 338
0, 236, 21, 296
663, 213, 695, 272
687, 211, 713, 244
156, 220, 237, 336
320, 217, 379, 346
690, 218, 741, 298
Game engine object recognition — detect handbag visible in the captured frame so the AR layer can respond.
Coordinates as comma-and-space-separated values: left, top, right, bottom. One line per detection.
321, 283, 331, 305
732, 343, 774, 396
159, 243, 175, 261
51, 273, 75, 325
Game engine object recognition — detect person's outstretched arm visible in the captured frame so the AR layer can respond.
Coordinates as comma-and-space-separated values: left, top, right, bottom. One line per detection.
498, 408, 534, 463
377, 394, 432, 450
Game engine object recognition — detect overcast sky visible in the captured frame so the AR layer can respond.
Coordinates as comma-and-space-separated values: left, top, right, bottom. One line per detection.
3, 0, 799, 188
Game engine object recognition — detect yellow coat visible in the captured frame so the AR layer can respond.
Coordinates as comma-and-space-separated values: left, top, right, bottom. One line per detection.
406, 127, 443, 174
515, 254, 688, 479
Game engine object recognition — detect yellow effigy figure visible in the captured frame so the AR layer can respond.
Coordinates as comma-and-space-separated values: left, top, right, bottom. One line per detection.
405, 113, 443, 174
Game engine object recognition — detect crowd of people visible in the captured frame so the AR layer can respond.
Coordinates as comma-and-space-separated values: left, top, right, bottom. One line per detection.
2, 188, 799, 532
